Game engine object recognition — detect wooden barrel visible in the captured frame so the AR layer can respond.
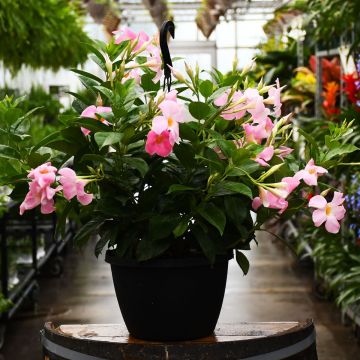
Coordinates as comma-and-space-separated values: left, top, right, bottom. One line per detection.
41, 320, 318, 360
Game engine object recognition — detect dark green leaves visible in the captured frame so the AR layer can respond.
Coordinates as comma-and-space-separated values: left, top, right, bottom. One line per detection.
211, 181, 252, 199
199, 80, 214, 98
94, 132, 122, 149
73, 216, 107, 247
236, 251, 250, 275
197, 202, 226, 235
189, 102, 211, 120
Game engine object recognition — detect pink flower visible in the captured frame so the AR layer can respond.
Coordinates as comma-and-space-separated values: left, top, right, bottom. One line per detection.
165, 90, 178, 102
146, 45, 163, 83
80, 105, 112, 136
122, 67, 141, 84
145, 130, 173, 157
214, 90, 246, 120
276, 146, 293, 160
295, 159, 327, 186
309, 192, 346, 233
243, 118, 274, 144
153, 99, 186, 144
58, 168, 94, 206
267, 79, 282, 117
28, 162, 57, 188
255, 146, 274, 167
113, 27, 149, 52
252, 177, 300, 214
244, 88, 270, 123
20, 181, 58, 215
252, 187, 289, 213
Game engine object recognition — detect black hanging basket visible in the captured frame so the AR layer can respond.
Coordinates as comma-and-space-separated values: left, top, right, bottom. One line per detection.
105, 251, 231, 341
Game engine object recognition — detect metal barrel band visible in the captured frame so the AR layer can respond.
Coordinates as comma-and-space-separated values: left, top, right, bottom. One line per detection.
41, 330, 107, 360
41, 329, 316, 360
240, 329, 316, 360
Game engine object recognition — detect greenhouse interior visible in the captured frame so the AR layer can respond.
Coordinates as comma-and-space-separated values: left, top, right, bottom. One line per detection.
0, 0, 360, 359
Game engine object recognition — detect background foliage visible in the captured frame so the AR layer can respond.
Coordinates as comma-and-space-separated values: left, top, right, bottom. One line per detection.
0, 0, 90, 73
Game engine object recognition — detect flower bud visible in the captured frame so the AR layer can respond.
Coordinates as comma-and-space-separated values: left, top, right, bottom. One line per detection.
96, 93, 103, 107
169, 66, 186, 83
185, 62, 194, 79
320, 188, 331, 197
240, 58, 255, 76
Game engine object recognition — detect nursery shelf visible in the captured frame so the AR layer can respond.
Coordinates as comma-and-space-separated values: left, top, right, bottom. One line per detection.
0, 203, 75, 349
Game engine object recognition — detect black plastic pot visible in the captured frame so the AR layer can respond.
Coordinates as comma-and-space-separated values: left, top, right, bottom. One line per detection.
105, 251, 231, 341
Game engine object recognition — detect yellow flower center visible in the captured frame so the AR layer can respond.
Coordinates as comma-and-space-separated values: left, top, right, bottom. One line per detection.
168, 117, 174, 127
39, 169, 49, 174
308, 168, 316, 174
325, 204, 332, 216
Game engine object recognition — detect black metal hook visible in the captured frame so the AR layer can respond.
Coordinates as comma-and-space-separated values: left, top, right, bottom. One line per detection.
160, 21, 175, 92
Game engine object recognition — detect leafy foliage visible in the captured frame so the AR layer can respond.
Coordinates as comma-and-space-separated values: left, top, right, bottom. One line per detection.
0, 0, 90, 73
1, 33, 356, 274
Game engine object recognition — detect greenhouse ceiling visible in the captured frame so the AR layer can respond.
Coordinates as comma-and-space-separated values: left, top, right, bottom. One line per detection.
114, 0, 286, 23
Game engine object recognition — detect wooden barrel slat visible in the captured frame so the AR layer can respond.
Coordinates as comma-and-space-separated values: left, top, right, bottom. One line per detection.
41, 321, 318, 360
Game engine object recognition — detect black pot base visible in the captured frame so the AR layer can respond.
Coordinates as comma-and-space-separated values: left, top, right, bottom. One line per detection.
105, 252, 230, 341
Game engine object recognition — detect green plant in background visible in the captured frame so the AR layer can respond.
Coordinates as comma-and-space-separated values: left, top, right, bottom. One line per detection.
0, 0, 90, 74
21, 87, 63, 123
0, 293, 12, 313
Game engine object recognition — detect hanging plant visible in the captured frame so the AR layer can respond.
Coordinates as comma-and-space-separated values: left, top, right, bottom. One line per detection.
195, 0, 233, 38
0, 0, 91, 74
142, 0, 172, 29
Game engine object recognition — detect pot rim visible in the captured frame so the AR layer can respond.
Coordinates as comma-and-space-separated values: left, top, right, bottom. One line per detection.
105, 250, 233, 268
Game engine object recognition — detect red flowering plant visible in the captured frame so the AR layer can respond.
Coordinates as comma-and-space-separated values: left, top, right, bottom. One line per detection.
2, 27, 358, 273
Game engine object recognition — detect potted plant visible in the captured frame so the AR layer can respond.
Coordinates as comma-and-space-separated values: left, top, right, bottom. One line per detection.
4, 22, 357, 341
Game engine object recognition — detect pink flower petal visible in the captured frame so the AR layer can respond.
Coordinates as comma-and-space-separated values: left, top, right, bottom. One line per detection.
152, 116, 168, 134
332, 205, 346, 220
325, 216, 340, 234
309, 195, 327, 209
252, 197, 262, 210
331, 191, 345, 206
312, 209, 327, 227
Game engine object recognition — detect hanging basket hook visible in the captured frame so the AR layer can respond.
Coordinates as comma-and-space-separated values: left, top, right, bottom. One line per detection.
160, 20, 175, 92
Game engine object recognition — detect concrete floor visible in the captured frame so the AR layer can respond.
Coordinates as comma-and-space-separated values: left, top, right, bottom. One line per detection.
0, 233, 359, 359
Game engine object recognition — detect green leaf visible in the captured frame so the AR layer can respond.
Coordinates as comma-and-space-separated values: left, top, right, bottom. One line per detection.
193, 225, 217, 263
94, 132, 122, 149
0, 145, 20, 160
96, 222, 120, 257
31, 131, 62, 153
236, 251, 250, 275
93, 86, 113, 100
73, 216, 107, 247
173, 142, 196, 168
141, 73, 161, 92
167, 184, 196, 194
123, 157, 149, 177
71, 69, 103, 83
148, 214, 179, 241
197, 202, 226, 235
27, 152, 51, 168
224, 196, 248, 224
323, 144, 358, 162
216, 139, 237, 159
74, 118, 112, 133
228, 161, 260, 176
189, 102, 211, 120
199, 80, 214, 98
298, 128, 320, 161
173, 215, 191, 237
211, 181, 252, 199
136, 237, 171, 262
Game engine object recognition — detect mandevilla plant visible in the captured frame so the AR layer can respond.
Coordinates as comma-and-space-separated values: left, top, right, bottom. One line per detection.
3, 27, 358, 274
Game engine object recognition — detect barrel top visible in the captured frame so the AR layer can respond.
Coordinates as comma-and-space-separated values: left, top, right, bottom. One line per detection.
45, 321, 313, 344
